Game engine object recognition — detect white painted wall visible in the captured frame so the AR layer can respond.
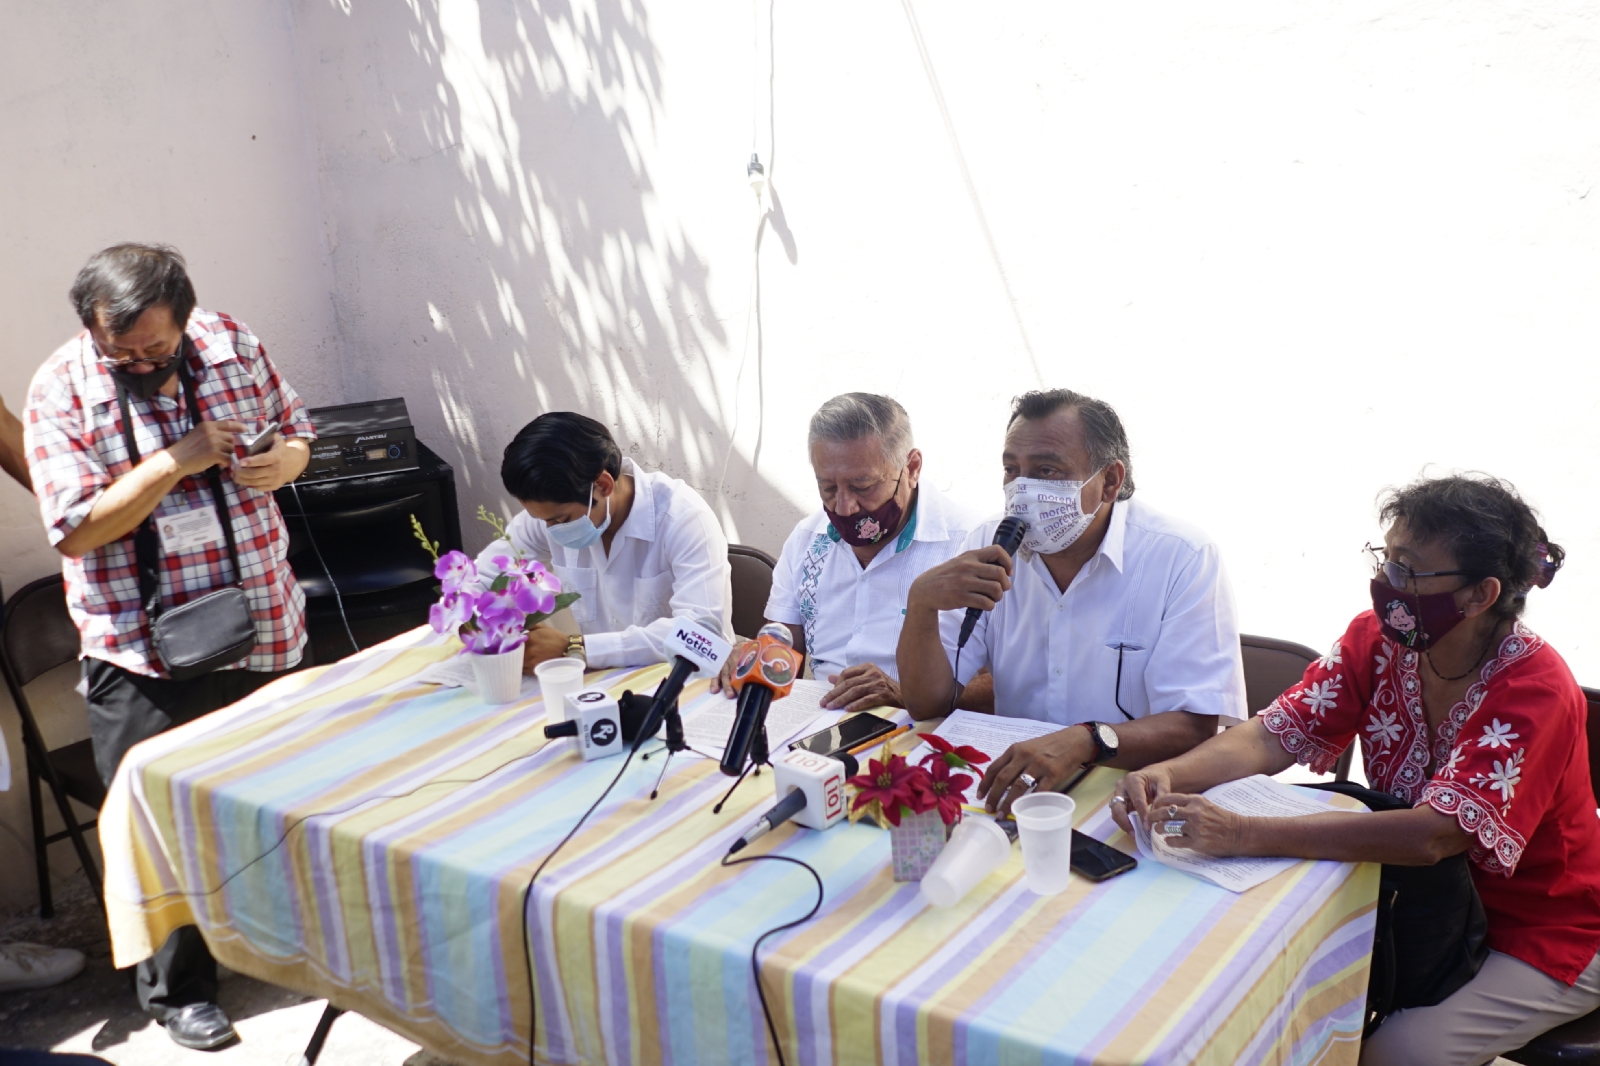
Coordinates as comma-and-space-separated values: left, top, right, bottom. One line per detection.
0, 1, 342, 910
294, 0, 1599, 664
0, 0, 1595, 908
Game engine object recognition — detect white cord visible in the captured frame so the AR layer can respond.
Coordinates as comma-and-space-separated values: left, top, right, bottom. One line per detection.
716, 0, 773, 517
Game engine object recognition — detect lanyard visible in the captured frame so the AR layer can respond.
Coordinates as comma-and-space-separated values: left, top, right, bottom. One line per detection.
113, 343, 245, 611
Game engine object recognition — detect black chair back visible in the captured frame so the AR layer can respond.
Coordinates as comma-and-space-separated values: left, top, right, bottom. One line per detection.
1240, 633, 1320, 717
2, 576, 80, 688
728, 544, 777, 641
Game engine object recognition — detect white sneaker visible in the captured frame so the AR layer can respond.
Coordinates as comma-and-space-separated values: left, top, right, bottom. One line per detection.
0, 941, 86, 991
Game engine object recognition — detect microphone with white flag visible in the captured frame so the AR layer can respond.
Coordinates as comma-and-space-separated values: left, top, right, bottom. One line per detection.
727, 748, 861, 855
633, 618, 733, 752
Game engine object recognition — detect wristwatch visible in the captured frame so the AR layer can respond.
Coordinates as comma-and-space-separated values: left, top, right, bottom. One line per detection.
566, 633, 587, 665
1082, 722, 1120, 765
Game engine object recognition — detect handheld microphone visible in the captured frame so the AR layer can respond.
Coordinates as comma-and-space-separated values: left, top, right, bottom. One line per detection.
544, 690, 661, 759
719, 623, 801, 776
728, 748, 861, 854
956, 515, 1027, 649
634, 618, 733, 751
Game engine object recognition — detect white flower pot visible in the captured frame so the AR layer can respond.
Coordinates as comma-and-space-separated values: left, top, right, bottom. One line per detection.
471, 648, 524, 703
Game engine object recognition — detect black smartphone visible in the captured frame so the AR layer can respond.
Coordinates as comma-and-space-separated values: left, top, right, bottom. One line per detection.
1071, 831, 1138, 882
789, 712, 896, 759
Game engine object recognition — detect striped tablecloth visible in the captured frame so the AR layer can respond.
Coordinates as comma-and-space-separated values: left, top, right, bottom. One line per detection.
100, 626, 1378, 1066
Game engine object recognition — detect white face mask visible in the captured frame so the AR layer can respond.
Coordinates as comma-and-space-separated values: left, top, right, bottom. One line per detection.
546, 483, 611, 550
1003, 469, 1106, 555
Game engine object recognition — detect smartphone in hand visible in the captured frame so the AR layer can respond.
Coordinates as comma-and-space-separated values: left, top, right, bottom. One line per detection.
241, 422, 280, 457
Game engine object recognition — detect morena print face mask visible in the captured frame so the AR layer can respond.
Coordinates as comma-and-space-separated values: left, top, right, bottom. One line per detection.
1003, 470, 1106, 555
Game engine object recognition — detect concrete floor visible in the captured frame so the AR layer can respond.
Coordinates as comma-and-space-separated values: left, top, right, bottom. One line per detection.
0, 882, 455, 1065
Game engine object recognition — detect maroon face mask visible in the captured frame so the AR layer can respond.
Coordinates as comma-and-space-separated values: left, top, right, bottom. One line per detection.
825, 477, 904, 547
1369, 578, 1467, 650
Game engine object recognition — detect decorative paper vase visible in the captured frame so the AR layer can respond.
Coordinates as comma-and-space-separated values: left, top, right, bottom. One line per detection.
470, 648, 523, 704
890, 809, 951, 881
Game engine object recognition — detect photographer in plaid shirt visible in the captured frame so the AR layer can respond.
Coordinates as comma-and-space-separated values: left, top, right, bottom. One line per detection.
24, 244, 314, 1050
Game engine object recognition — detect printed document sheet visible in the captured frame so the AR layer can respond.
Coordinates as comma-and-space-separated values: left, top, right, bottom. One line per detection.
904, 710, 1067, 802
1129, 774, 1365, 892
678, 678, 831, 762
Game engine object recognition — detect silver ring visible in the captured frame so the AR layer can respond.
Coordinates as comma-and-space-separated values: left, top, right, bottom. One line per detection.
1160, 820, 1187, 837
1167, 805, 1179, 820
1111, 795, 1127, 805
1017, 773, 1039, 792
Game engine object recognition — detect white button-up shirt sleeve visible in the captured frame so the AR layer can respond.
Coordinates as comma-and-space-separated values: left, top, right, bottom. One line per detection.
583, 496, 730, 668
764, 518, 813, 628
1143, 541, 1246, 720
471, 510, 553, 590
939, 526, 995, 687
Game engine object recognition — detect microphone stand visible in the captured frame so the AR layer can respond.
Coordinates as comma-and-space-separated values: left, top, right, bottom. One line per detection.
712, 702, 772, 815
647, 698, 691, 801
621, 689, 694, 800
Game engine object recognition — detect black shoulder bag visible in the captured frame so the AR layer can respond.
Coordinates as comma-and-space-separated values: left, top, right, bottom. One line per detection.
116, 355, 257, 681
1310, 781, 1489, 1035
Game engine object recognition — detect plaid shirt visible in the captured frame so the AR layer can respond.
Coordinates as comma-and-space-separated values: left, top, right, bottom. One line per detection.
25, 309, 315, 678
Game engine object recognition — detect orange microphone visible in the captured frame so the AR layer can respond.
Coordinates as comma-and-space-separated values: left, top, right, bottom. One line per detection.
720, 623, 800, 776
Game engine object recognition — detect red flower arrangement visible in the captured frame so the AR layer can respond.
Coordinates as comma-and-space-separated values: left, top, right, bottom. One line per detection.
846, 733, 991, 829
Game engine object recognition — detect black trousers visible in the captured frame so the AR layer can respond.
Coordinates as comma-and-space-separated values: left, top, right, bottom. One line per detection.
82, 658, 289, 1020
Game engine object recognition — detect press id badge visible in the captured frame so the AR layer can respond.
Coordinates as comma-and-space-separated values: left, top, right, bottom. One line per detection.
157, 506, 226, 553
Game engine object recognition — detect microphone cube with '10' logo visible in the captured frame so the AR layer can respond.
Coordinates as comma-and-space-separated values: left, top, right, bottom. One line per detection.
565, 689, 624, 760
773, 749, 850, 830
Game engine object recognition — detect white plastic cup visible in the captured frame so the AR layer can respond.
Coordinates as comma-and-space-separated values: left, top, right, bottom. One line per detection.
1012, 792, 1076, 896
470, 649, 523, 704
535, 657, 587, 720
920, 816, 1012, 908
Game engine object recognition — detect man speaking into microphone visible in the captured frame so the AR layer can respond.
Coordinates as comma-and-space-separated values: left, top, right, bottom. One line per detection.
897, 389, 1246, 814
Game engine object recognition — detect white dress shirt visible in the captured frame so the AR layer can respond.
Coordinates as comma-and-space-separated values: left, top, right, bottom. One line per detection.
766, 484, 974, 682
939, 496, 1246, 726
475, 458, 732, 668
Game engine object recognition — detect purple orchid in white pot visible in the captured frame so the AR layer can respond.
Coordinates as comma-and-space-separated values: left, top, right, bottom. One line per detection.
427, 551, 580, 702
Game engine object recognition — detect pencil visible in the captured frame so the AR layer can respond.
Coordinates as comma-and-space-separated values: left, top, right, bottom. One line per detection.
846, 725, 910, 756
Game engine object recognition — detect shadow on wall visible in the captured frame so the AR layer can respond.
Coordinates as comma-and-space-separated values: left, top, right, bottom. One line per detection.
301, 0, 803, 550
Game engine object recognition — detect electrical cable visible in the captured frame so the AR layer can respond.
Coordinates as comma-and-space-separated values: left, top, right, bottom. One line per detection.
135, 744, 551, 903
948, 645, 963, 716
719, 851, 825, 1066
521, 743, 643, 1065
288, 480, 360, 657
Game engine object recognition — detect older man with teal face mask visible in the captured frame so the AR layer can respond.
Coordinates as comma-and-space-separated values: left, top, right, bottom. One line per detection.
474, 412, 733, 672
896, 388, 1248, 815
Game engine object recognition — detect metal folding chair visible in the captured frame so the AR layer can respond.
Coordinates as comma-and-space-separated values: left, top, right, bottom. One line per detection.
0, 575, 104, 915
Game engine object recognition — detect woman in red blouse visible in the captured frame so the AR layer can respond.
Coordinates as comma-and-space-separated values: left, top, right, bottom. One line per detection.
1113, 474, 1600, 1065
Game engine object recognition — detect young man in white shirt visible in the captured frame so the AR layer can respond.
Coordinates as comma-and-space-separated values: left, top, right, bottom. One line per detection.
713, 393, 982, 712
898, 389, 1246, 813
476, 412, 732, 670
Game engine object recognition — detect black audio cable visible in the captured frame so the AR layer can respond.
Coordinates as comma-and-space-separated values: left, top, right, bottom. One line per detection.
718, 851, 825, 1066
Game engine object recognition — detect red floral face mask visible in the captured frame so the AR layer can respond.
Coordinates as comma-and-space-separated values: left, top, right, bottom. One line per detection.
1369, 578, 1467, 650
825, 476, 904, 547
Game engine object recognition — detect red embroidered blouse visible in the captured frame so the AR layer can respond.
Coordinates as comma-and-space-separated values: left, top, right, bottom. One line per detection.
1261, 611, 1600, 984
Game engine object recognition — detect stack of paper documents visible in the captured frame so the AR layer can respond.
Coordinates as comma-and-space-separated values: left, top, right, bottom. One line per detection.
1127, 774, 1365, 892
905, 710, 1066, 803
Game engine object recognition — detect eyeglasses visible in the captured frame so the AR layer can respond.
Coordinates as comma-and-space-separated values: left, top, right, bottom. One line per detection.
93, 338, 181, 370
1364, 543, 1474, 590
